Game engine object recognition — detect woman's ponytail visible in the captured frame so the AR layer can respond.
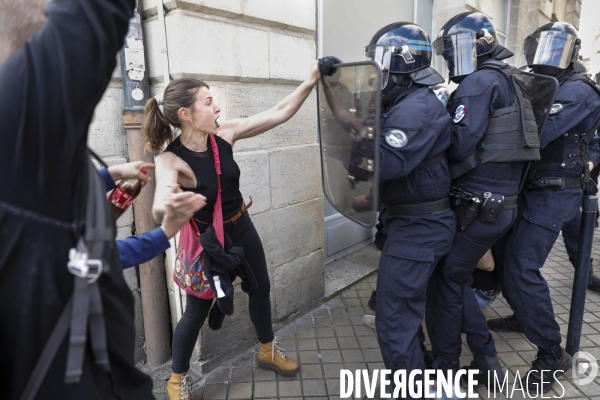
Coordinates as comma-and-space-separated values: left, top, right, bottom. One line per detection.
142, 97, 173, 152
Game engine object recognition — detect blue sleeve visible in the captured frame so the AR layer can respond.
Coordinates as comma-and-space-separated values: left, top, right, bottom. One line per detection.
446, 74, 497, 163
540, 82, 595, 148
589, 132, 600, 167
98, 168, 117, 192
379, 90, 447, 181
117, 228, 171, 269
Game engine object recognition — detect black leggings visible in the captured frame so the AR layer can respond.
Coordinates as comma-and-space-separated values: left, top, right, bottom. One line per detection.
171, 212, 274, 373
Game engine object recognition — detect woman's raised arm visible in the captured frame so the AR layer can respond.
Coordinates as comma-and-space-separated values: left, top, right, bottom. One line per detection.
218, 60, 321, 145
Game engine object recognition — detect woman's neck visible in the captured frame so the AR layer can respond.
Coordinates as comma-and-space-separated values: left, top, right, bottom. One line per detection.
179, 128, 209, 152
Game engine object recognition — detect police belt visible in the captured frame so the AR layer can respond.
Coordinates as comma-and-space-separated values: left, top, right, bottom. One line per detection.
387, 198, 451, 216
449, 188, 518, 209
527, 176, 584, 190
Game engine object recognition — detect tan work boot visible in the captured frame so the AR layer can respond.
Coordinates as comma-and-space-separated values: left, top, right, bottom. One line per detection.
257, 336, 300, 376
167, 371, 193, 400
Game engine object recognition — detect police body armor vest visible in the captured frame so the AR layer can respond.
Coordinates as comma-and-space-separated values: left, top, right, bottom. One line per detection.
533, 73, 600, 174
450, 61, 540, 180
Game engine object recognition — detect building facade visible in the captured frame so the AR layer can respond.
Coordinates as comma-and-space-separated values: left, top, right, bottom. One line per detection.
89, 0, 582, 373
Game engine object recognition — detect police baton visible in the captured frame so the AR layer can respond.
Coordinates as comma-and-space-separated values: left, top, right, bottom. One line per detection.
566, 194, 598, 356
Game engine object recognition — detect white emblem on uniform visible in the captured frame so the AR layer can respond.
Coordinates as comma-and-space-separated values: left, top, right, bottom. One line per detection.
454, 105, 466, 123
550, 103, 563, 114
385, 129, 408, 148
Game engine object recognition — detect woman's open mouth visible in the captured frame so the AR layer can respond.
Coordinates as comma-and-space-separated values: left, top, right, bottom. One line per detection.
215, 116, 220, 128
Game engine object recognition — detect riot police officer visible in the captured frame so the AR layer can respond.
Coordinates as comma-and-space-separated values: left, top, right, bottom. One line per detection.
425, 12, 541, 389
487, 22, 600, 393
321, 22, 455, 397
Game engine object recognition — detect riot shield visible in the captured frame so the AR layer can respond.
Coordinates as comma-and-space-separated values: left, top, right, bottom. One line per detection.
317, 61, 381, 227
520, 71, 559, 133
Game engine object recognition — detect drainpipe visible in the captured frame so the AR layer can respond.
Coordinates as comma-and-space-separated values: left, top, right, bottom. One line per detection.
154, 0, 183, 324
413, 0, 418, 25
157, 0, 171, 86
120, 0, 171, 366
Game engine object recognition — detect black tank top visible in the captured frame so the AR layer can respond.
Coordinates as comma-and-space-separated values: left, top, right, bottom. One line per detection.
165, 135, 244, 221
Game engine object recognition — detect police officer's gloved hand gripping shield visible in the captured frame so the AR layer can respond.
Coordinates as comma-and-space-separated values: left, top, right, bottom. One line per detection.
318, 56, 342, 76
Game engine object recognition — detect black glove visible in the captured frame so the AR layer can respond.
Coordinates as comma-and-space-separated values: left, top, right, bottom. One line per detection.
585, 178, 598, 195
318, 56, 342, 76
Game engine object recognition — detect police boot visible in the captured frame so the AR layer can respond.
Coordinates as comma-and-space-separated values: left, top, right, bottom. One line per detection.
167, 371, 193, 400
588, 274, 600, 292
435, 359, 460, 380
464, 354, 505, 391
587, 263, 600, 292
257, 337, 300, 376
522, 347, 571, 394
368, 290, 377, 311
487, 314, 523, 333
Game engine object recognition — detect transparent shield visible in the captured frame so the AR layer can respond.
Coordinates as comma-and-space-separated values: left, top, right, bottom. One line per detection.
520, 71, 559, 133
317, 61, 381, 227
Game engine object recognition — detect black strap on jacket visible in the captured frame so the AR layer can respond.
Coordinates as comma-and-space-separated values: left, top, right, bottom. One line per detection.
19, 152, 114, 400
387, 198, 451, 216
449, 151, 479, 180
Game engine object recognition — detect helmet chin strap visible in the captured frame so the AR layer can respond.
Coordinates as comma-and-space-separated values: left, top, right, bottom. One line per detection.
381, 74, 413, 109
532, 65, 572, 82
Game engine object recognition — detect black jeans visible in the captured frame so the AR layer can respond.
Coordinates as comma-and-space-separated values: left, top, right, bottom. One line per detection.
171, 212, 274, 373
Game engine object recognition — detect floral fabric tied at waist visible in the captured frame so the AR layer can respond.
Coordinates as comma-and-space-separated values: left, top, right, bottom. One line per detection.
195, 197, 253, 226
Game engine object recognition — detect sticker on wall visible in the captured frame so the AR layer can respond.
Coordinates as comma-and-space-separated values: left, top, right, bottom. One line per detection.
131, 88, 144, 101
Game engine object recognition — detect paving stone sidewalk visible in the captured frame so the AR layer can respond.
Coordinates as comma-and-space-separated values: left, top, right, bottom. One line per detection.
147, 235, 600, 399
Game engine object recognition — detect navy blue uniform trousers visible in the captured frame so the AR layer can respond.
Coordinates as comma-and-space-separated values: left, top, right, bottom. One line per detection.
427, 207, 517, 362
375, 210, 455, 383
498, 188, 582, 349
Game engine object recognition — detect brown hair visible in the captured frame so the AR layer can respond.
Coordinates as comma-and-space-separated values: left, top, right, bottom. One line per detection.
142, 78, 209, 152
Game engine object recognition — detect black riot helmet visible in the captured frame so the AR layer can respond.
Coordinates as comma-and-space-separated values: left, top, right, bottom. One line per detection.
520, 22, 581, 76
434, 12, 499, 81
364, 22, 444, 99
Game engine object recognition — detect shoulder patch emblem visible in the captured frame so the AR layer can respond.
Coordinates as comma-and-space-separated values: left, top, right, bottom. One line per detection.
384, 129, 408, 149
454, 105, 466, 123
549, 103, 563, 115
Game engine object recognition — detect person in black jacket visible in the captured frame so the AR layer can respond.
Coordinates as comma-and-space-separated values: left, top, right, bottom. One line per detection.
0, 0, 157, 398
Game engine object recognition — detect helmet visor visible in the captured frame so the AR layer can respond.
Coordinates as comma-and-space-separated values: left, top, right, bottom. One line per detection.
433, 32, 477, 79
364, 41, 432, 88
364, 45, 392, 89
521, 31, 576, 69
